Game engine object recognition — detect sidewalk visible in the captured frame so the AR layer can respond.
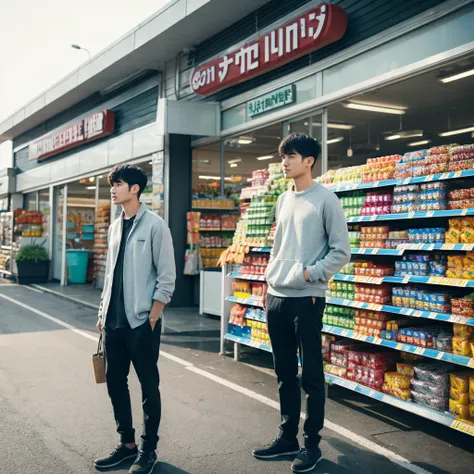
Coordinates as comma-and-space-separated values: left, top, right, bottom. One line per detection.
32, 282, 102, 308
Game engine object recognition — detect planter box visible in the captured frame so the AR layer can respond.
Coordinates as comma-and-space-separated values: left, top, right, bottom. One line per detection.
16, 260, 50, 285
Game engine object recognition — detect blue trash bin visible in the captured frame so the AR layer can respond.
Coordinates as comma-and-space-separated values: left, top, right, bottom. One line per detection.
66, 249, 90, 284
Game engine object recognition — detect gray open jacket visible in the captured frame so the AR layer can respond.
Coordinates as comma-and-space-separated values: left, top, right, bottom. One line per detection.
98, 203, 176, 329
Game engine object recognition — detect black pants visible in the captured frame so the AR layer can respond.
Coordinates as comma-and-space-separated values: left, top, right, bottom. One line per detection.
267, 294, 326, 449
104, 319, 162, 452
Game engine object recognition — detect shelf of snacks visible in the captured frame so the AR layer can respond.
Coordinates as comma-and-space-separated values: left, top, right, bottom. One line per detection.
192, 199, 237, 210
318, 145, 474, 193
217, 144, 474, 434
93, 204, 110, 289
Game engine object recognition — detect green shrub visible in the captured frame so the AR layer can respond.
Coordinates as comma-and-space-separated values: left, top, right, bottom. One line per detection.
15, 244, 49, 262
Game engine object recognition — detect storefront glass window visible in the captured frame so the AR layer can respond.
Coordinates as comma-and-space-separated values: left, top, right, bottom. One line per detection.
38, 189, 50, 241
192, 142, 222, 204
24, 192, 37, 210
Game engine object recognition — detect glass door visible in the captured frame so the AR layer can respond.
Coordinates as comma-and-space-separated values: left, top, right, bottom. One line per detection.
53, 185, 67, 284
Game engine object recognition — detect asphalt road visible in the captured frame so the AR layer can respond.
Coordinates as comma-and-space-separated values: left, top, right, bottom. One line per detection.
0, 281, 473, 474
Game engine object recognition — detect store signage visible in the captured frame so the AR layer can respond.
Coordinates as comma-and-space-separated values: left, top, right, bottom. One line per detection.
190, 3, 347, 96
29, 110, 115, 161
247, 85, 296, 118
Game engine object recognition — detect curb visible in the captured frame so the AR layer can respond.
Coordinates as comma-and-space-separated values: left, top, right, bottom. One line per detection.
30, 284, 100, 310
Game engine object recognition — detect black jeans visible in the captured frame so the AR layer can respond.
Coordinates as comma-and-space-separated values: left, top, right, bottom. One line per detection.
267, 294, 326, 448
104, 318, 162, 452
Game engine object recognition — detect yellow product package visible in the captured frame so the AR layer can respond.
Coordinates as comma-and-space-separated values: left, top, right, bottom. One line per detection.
450, 387, 470, 405
449, 399, 470, 419
447, 268, 463, 279
452, 337, 472, 356
462, 269, 474, 280
470, 376, 474, 403
451, 372, 471, 393
453, 323, 474, 338
384, 372, 411, 389
461, 228, 474, 244
463, 253, 474, 266
445, 229, 460, 244
448, 256, 464, 268
470, 404, 474, 419
449, 218, 463, 230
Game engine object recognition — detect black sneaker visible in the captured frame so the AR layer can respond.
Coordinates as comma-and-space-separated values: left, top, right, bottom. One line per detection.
291, 447, 322, 473
253, 437, 300, 460
94, 444, 138, 469
129, 450, 157, 474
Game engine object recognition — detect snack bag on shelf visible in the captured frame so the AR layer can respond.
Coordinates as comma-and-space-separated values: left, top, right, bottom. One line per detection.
449, 398, 470, 419
452, 337, 472, 356
450, 372, 471, 393
384, 372, 411, 389
450, 387, 470, 405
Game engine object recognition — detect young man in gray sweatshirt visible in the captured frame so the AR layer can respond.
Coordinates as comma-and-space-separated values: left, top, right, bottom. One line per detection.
94, 165, 176, 474
253, 133, 351, 473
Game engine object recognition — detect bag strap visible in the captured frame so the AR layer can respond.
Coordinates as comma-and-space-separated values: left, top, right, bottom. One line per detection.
97, 332, 103, 355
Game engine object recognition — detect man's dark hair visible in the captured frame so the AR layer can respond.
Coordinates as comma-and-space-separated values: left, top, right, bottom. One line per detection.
108, 164, 148, 199
279, 133, 321, 170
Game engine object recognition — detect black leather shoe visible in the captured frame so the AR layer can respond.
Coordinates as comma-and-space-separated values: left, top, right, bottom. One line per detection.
292, 447, 322, 472
129, 450, 157, 474
253, 436, 300, 460
94, 444, 138, 469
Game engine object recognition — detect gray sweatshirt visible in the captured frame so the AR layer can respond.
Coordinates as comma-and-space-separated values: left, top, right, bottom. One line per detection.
266, 182, 351, 298
98, 202, 176, 329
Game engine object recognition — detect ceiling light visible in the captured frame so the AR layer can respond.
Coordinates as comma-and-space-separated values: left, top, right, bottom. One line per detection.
440, 68, 474, 83
344, 102, 406, 115
199, 176, 221, 180
327, 137, 344, 144
312, 122, 354, 130
439, 126, 474, 137
257, 155, 274, 161
86, 186, 96, 190
228, 158, 242, 164
89, 177, 95, 182
385, 130, 423, 140
192, 159, 210, 164
230, 163, 238, 168
408, 140, 431, 147
98, 175, 103, 179
237, 136, 254, 145
149, 161, 153, 165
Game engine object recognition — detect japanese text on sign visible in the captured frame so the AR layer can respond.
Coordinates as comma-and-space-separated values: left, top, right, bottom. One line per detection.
190, 3, 347, 96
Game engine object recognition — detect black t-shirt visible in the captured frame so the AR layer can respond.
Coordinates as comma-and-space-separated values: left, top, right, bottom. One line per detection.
106, 216, 135, 329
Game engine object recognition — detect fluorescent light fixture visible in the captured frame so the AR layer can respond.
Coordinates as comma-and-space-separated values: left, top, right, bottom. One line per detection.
228, 158, 242, 164
327, 137, 344, 144
344, 102, 406, 115
149, 161, 153, 165
257, 155, 274, 161
86, 186, 96, 190
199, 176, 221, 180
439, 126, 474, 137
312, 122, 354, 130
408, 140, 431, 147
237, 136, 254, 145
98, 175, 103, 179
89, 177, 95, 182
192, 159, 210, 164
230, 163, 238, 168
385, 130, 423, 140
440, 68, 474, 83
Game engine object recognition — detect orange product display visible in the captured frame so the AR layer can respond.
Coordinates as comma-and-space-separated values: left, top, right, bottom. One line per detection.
359, 226, 390, 249
354, 261, 394, 277
362, 155, 402, 182
355, 283, 392, 305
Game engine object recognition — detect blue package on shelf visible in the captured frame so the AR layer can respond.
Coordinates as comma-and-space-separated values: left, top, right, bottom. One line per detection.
228, 323, 251, 339
66, 222, 75, 229
82, 224, 94, 233
82, 234, 95, 241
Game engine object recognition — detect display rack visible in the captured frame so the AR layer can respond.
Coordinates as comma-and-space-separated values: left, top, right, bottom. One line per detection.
0, 212, 14, 277
220, 157, 474, 437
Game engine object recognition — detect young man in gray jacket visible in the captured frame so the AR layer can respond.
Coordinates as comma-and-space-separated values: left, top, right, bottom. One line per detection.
253, 134, 351, 473
94, 165, 176, 474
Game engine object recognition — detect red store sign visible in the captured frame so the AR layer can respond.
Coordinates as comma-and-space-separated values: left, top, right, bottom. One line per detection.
190, 3, 347, 96
29, 110, 115, 161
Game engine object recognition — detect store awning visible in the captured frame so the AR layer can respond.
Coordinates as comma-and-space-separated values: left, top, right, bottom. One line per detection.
0, 0, 271, 142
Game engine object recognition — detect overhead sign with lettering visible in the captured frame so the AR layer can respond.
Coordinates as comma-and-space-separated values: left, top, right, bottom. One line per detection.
190, 3, 347, 96
29, 110, 115, 161
247, 85, 296, 118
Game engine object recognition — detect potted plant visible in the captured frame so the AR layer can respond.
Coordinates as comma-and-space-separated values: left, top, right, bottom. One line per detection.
15, 242, 50, 285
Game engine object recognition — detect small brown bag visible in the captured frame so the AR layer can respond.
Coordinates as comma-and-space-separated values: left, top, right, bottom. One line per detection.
92, 333, 106, 384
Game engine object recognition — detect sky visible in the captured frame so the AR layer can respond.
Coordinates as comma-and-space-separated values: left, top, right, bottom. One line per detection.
0, 0, 169, 168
